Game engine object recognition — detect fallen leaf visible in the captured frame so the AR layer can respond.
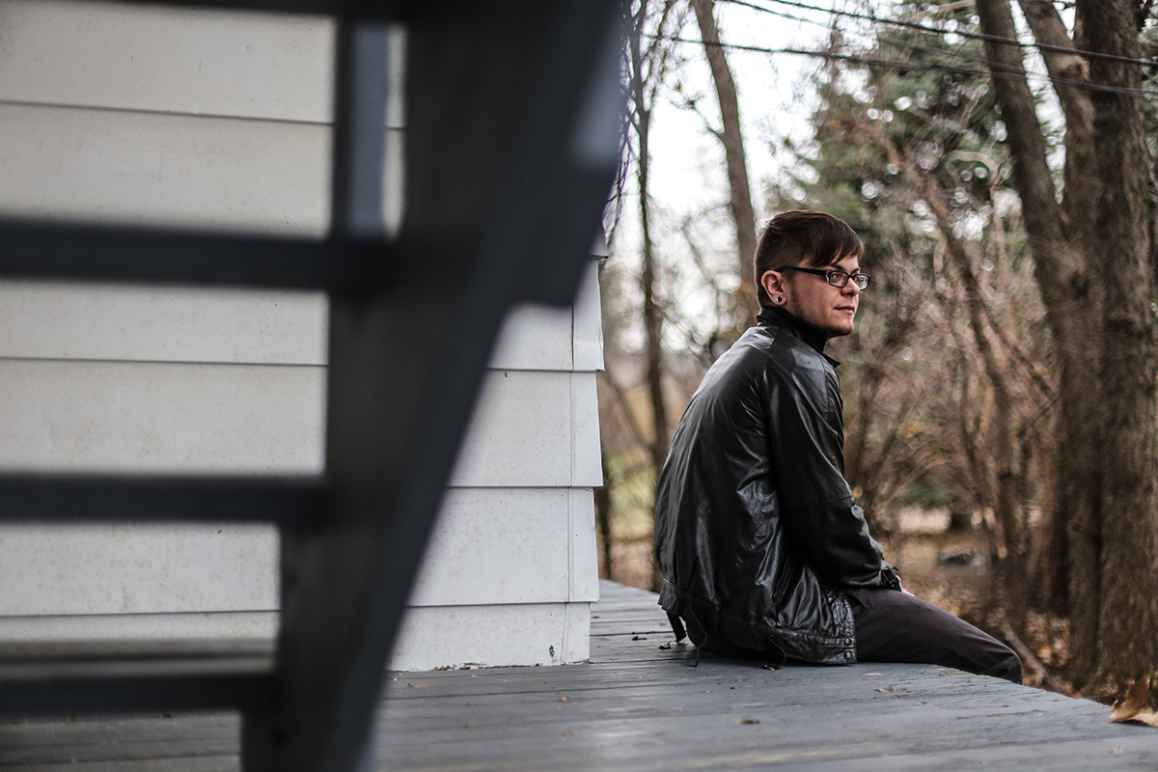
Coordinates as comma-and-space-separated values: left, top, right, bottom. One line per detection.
658, 642, 672, 650
631, 635, 647, 641
739, 718, 760, 725
1110, 678, 1158, 728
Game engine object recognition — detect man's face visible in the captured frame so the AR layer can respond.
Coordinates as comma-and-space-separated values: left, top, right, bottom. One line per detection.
782, 253, 862, 337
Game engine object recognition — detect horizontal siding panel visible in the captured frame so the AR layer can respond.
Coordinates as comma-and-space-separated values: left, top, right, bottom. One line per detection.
0, 284, 572, 371
0, 523, 279, 616
0, 361, 599, 486
391, 602, 591, 669
0, 360, 324, 474
455, 372, 601, 488
491, 305, 573, 372
0, 102, 335, 234
0, 284, 329, 366
573, 260, 605, 372
569, 372, 604, 488
568, 489, 601, 603
0, 488, 597, 615
0, 602, 591, 670
0, 611, 278, 645
0, 1, 335, 123
412, 488, 598, 607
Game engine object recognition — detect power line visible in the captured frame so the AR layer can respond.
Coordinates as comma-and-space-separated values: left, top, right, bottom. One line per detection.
708, 0, 1158, 99
713, 0, 1043, 79
721, 0, 1158, 69
647, 33, 1158, 98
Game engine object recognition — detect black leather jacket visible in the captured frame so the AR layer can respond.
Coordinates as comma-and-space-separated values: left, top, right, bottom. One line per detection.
655, 305, 900, 664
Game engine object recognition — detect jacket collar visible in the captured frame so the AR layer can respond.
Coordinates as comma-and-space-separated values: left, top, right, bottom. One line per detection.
756, 304, 841, 368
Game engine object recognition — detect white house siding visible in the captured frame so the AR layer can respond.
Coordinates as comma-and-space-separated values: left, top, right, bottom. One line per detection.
0, 1, 601, 669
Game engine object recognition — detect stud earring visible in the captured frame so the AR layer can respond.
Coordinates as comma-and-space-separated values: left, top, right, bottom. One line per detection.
774, 295, 785, 305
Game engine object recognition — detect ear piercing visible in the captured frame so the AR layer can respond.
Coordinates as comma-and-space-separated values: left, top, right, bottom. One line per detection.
774, 295, 785, 305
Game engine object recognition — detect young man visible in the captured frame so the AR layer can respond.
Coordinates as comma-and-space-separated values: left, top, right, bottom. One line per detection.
654, 210, 1021, 682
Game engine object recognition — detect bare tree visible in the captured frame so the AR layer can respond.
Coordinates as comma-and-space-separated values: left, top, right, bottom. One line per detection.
976, 0, 1157, 689
1079, 0, 1158, 693
691, 0, 759, 324
625, 0, 682, 588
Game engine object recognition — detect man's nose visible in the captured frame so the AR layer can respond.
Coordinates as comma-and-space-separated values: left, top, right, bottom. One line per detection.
841, 280, 860, 296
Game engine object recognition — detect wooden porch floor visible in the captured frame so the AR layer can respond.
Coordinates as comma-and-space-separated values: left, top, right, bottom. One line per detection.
2, 581, 1155, 770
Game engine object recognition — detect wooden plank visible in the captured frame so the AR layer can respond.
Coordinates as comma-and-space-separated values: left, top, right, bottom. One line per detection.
1, 582, 1152, 770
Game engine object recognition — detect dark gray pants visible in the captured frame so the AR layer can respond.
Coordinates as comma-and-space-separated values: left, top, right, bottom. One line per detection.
846, 589, 1023, 684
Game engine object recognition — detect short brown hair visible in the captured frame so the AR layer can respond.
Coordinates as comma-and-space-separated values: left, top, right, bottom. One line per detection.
753, 210, 863, 305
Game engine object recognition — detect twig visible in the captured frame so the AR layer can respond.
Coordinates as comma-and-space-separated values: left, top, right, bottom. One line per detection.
1000, 622, 1068, 692
599, 370, 653, 455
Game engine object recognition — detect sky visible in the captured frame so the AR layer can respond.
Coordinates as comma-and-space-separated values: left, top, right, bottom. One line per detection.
609, 0, 843, 350
606, 0, 1058, 353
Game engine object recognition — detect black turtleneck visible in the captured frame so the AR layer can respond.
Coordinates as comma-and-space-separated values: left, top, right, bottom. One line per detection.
755, 304, 832, 357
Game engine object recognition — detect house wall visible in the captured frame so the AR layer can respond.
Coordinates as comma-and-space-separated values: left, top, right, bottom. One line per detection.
0, 1, 602, 669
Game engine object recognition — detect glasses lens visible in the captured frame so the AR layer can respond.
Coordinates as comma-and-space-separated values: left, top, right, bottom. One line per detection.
826, 270, 849, 288
854, 273, 870, 290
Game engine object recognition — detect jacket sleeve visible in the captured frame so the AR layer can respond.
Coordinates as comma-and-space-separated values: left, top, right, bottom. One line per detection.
766, 369, 900, 590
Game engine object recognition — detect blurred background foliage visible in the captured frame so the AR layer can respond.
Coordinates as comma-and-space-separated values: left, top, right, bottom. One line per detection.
599, 0, 1157, 703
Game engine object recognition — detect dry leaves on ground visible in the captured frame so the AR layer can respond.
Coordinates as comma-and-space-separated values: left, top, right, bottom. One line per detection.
1109, 678, 1158, 728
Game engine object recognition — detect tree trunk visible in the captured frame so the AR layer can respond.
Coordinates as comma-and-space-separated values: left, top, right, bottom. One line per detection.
636, 123, 669, 481
947, 502, 973, 532
1057, 356, 1103, 686
595, 449, 615, 581
1078, 0, 1158, 691
975, 0, 1103, 685
1016, 0, 1100, 618
628, 9, 670, 592
926, 180, 1027, 631
691, 0, 759, 322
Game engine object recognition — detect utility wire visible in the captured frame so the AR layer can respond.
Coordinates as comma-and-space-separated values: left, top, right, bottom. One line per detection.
646, 33, 1158, 98
717, 1, 1032, 78
721, 0, 1158, 69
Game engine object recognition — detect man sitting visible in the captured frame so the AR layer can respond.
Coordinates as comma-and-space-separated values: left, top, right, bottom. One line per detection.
653, 209, 1022, 682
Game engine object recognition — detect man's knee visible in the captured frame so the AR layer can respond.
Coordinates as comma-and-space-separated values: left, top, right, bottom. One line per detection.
997, 649, 1023, 684
982, 641, 1023, 684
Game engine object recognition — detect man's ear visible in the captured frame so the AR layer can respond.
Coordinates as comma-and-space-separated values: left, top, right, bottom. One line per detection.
760, 270, 784, 300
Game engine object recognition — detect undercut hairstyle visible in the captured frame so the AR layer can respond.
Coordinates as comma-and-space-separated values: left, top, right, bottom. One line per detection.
753, 210, 864, 306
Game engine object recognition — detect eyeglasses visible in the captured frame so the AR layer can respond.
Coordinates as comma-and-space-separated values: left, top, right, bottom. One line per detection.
773, 265, 871, 290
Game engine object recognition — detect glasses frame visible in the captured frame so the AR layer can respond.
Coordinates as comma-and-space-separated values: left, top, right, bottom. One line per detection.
772, 265, 871, 290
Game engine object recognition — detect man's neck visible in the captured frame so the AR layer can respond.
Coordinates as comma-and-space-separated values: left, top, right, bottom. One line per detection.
756, 304, 830, 356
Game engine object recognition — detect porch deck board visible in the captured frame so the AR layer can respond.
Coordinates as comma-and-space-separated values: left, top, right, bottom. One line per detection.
1, 581, 1154, 770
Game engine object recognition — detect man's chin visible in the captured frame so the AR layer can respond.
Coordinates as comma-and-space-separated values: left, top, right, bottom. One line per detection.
826, 319, 855, 337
